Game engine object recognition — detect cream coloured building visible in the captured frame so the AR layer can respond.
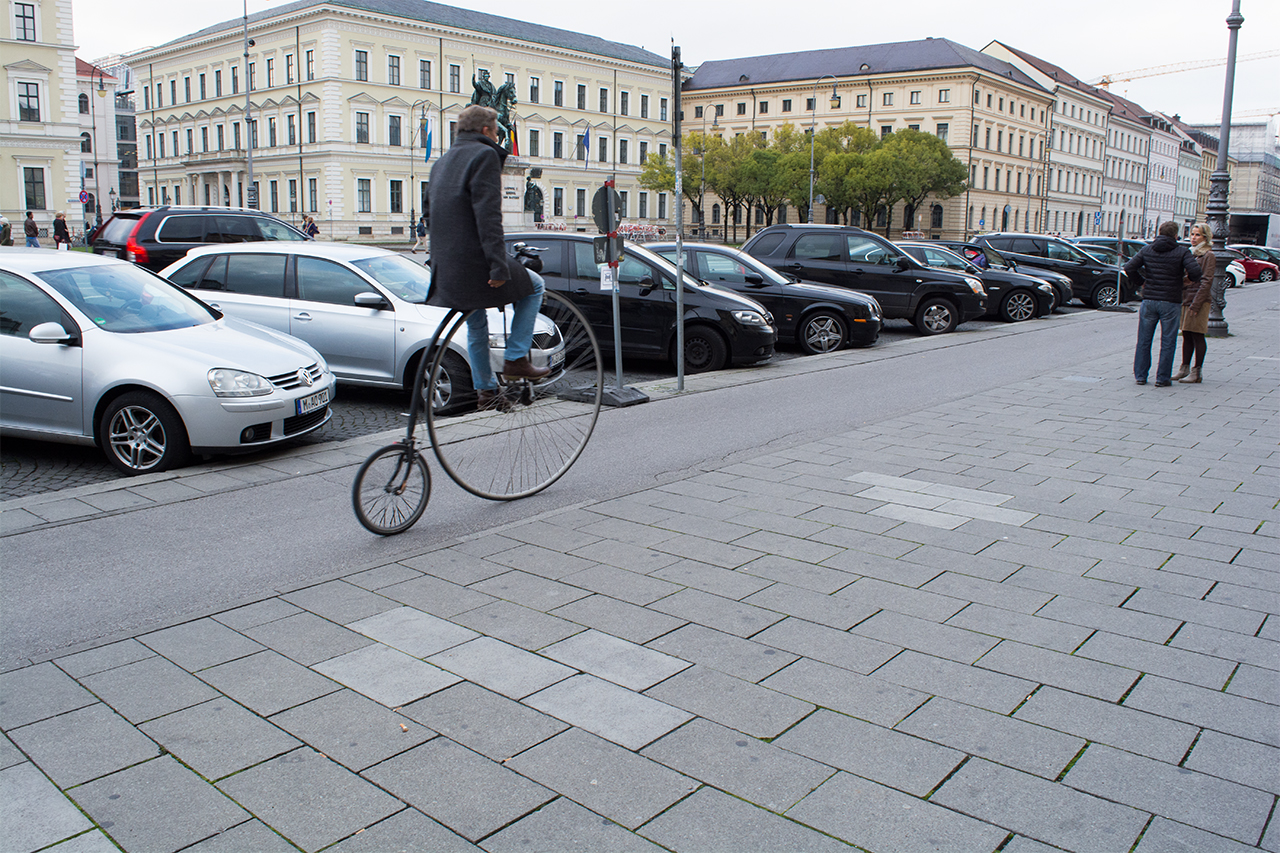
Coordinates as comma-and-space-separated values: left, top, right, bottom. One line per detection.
3, 0, 82, 238
680, 38, 1055, 241
122, 0, 672, 240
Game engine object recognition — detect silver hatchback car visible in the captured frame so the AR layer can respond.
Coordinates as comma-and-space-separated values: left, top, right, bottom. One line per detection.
161, 243, 563, 412
0, 249, 335, 474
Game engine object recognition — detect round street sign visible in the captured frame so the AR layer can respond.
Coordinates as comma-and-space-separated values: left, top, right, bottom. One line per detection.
79, 190, 89, 204
592, 186, 622, 233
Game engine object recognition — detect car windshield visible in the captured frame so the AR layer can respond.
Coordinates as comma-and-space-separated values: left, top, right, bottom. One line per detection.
627, 242, 704, 289
350, 254, 432, 302
656, 247, 792, 286
36, 263, 216, 333
975, 243, 1011, 268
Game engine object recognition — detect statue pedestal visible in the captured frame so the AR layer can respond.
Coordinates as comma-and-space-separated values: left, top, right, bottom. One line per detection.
501, 158, 535, 230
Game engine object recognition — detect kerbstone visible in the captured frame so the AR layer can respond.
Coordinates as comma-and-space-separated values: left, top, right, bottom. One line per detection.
482, 797, 665, 853
218, 747, 402, 852
399, 682, 563, 761
786, 771, 1007, 853
0, 662, 96, 729
314, 643, 459, 707
378, 573, 495, 618
644, 664, 813, 739
81, 655, 219, 723
775, 708, 963, 796
642, 718, 833, 812
505, 728, 698, 829
8, 702, 158, 787
524, 674, 691, 750
426, 636, 574, 699
54, 639, 154, 678
362, 738, 554, 842
268, 689, 433, 772
281, 580, 398, 624
471, 570, 593, 612
932, 758, 1148, 852
640, 786, 852, 853
542, 629, 689, 691
400, 548, 509, 585
0, 762, 92, 853
71, 756, 247, 853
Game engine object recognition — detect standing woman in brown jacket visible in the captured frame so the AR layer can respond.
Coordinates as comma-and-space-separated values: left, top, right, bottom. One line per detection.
1174, 222, 1215, 383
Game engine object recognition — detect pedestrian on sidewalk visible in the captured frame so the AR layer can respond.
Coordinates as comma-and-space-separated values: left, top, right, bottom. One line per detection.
302, 215, 319, 239
24, 211, 39, 247
1173, 222, 1216, 384
411, 215, 426, 253
52, 212, 70, 249
1125, 221, 1202, 387
0, 213, 11, 246
426, 104, 547, 411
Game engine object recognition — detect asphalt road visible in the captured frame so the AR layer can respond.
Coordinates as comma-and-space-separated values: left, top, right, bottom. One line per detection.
0, 299, 1169, 667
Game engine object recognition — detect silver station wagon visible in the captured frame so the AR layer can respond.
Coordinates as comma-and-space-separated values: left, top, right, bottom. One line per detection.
0, 249, 335, 474
161, 243, 563, 412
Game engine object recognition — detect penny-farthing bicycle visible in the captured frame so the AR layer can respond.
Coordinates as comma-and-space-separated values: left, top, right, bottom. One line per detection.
351, 246, 603, 535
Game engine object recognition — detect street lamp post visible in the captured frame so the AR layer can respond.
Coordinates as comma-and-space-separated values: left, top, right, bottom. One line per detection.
1206, 0, 1244, 338
243, 0, 256, 209
90, 68, 106, 226
409, 100, 432, 236
807, 75, 841, 223
698, 112, 718, 238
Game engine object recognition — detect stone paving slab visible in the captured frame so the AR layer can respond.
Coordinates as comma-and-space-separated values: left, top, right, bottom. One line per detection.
2, 301, 1278, 851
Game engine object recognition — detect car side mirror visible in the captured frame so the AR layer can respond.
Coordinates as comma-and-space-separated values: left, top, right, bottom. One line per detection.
354, 292, 390, 309
29, 322, 77, 345
895, 256, 911, 271
637, 275, 656, 294
965, 264, 980, 274
743, 274, 765, 286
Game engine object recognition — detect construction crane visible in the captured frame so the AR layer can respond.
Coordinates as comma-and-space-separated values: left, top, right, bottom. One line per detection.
1092, 50, 1280, 87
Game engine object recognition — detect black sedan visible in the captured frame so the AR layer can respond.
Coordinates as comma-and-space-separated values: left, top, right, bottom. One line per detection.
933, 240, 1073, 312
897, 242, 1053, 322
649, 242, 882, 353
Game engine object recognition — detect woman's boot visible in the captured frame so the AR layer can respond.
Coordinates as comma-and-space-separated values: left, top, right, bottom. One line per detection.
1179, 366, 1201, 384
1172, 364, 1190, 381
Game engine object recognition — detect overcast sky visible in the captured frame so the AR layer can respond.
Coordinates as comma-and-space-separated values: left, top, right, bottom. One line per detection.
76, 0, 1278, 129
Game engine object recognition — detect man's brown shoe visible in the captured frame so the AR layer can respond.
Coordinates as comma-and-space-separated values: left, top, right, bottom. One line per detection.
475, 388, 510, 411
502, 357, 550, 380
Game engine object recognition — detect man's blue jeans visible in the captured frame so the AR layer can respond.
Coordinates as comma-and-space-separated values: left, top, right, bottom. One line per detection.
25, 236, 39, 248
466, 271, 545, 391
1134, 299, 1181, 384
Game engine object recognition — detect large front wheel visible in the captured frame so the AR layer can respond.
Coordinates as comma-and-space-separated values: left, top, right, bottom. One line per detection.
425, 291, 602, 501
352, 444, 431, 535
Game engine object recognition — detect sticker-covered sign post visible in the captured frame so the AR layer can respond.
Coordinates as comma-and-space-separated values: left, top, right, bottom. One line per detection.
591, 181, 648, 406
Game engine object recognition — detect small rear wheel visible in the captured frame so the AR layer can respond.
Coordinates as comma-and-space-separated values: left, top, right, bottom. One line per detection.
1259, 269, 1276, 282
352, 444, 431, 535
798, 311, 848, 354
913, 298, 958, 335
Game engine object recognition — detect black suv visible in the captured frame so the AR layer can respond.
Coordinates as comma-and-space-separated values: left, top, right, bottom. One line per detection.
976, 233, 1134, 308
505, 232, 775, 372
91, 207, 308, 271
741, 224, 986, 335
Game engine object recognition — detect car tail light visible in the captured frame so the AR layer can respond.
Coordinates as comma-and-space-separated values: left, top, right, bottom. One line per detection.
124, 213, 150, 263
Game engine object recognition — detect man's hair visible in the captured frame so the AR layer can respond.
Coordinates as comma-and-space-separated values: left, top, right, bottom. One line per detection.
457, 105, 497, 134
1158, 221, 1179, 240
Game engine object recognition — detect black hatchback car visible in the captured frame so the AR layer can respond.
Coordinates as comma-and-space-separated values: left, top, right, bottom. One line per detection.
648, 242, 881, 353
741, 224, 986, 335
91, 206, 308, 271
977, 233, 1134, 308
504, 233, 776, 372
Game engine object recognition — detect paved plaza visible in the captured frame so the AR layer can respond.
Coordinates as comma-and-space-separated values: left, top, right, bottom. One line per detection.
1, 296, 1277, 852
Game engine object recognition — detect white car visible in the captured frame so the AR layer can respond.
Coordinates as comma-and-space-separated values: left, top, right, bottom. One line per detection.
1224, 259, 1246, 288
161, 243, 563, 413
1, 249, 335, 474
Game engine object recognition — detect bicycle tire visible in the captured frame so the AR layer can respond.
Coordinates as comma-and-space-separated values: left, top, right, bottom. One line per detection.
352, 444, 431, 535
425, 291, 602, 501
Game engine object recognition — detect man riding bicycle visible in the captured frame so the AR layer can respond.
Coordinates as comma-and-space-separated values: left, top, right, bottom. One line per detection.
426, 104, 546, 410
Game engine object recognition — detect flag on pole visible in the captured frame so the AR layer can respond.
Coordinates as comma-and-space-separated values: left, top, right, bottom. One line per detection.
423, 114, 434, 163
510, 120, 519, 157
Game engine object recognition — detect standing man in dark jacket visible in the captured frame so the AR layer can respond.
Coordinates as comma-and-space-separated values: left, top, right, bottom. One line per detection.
1124, 221, 1202, 387
427, 105, 546, 409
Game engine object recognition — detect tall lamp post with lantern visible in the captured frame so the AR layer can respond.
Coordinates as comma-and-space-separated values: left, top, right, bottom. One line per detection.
1206, 0, 1244, 338
698, 110, 718, 238
90, 67, 107, 226
807, 75, 841, 223
409, 99, 432, 238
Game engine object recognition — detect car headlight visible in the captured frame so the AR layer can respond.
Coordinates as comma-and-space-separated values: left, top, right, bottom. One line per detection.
1038, 284, 1054, 294
732, 310, 770, 327
868, 297, 882, 318
208, 368, 274, 397
965, 277, 986, 295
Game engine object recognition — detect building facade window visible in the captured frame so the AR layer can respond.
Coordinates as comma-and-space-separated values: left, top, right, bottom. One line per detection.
575, 188, 586, 217
737, 102, 746, 115
553, 131, 563, 159
18, 82, 40, 121
287, 113, 296, 145
554, 80, 564, 106
267, 59, 275, 88
269, 180, 278, 212
388, 55, 400, 85
529, 76, 539, 103
639, 141, 647, 163
307, 111, 316, 143
308, 178, 317, 211
15, 2, 36, 39
599, 87, 608, 112
285, 54, 294, 84
267, 119, 275, 147
357, 178, 371, 212
23, 167, 45, 208
658, 193, 667, 220
939, 89, 950, 103
619, 139, 628, 164
389, 114, 401, 146
306, 50, 314, 80
856, 94, 867, 109
640, 93, 648, 118
355, 50, 368, 81
201, 126, 209, 151
78, 93, 89, 114
910, 90, 921, 105
419, 59, 431, 89
577, 84, 586, 110
231, 66, 238, 94
660, 98, 667, 121
936, 123, 948, 143
390, 179, 402, 213
528, 128, 539, 157
80, 131, 92, 153
553, 187, 563, 216
449, 64, 460, 93
883, 92, 893, 106
620, 91, 628, 115
356, 112, 369, 143
639, 192, 647, 218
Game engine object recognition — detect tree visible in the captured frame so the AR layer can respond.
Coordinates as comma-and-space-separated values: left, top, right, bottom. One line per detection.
883, 129, 968, 234
638, 133, 723, 228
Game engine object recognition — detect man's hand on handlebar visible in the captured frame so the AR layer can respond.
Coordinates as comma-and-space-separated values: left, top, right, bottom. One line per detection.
489, 279, 506, 288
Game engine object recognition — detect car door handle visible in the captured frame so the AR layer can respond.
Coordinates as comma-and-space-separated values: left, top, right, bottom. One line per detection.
573, 288, 591, 295
294, 312, 312, 322
207, 302, 220, 310
850, 268, 863, 275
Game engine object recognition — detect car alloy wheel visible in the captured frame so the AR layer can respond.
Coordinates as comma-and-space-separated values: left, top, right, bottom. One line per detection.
799, 311, 847, 354
1259, 269, 1276, 282
1092, 284, 1120, 309
913, 298, 957, 335
99, 391, 190, 475
1000, 290, 1037, 322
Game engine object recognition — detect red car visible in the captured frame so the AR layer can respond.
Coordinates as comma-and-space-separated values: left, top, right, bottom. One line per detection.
1227, 245, 1279, 282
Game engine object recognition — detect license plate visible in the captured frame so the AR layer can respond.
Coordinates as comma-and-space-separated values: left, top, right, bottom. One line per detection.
550, 350, 565, 369
296, 387, 329, 415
